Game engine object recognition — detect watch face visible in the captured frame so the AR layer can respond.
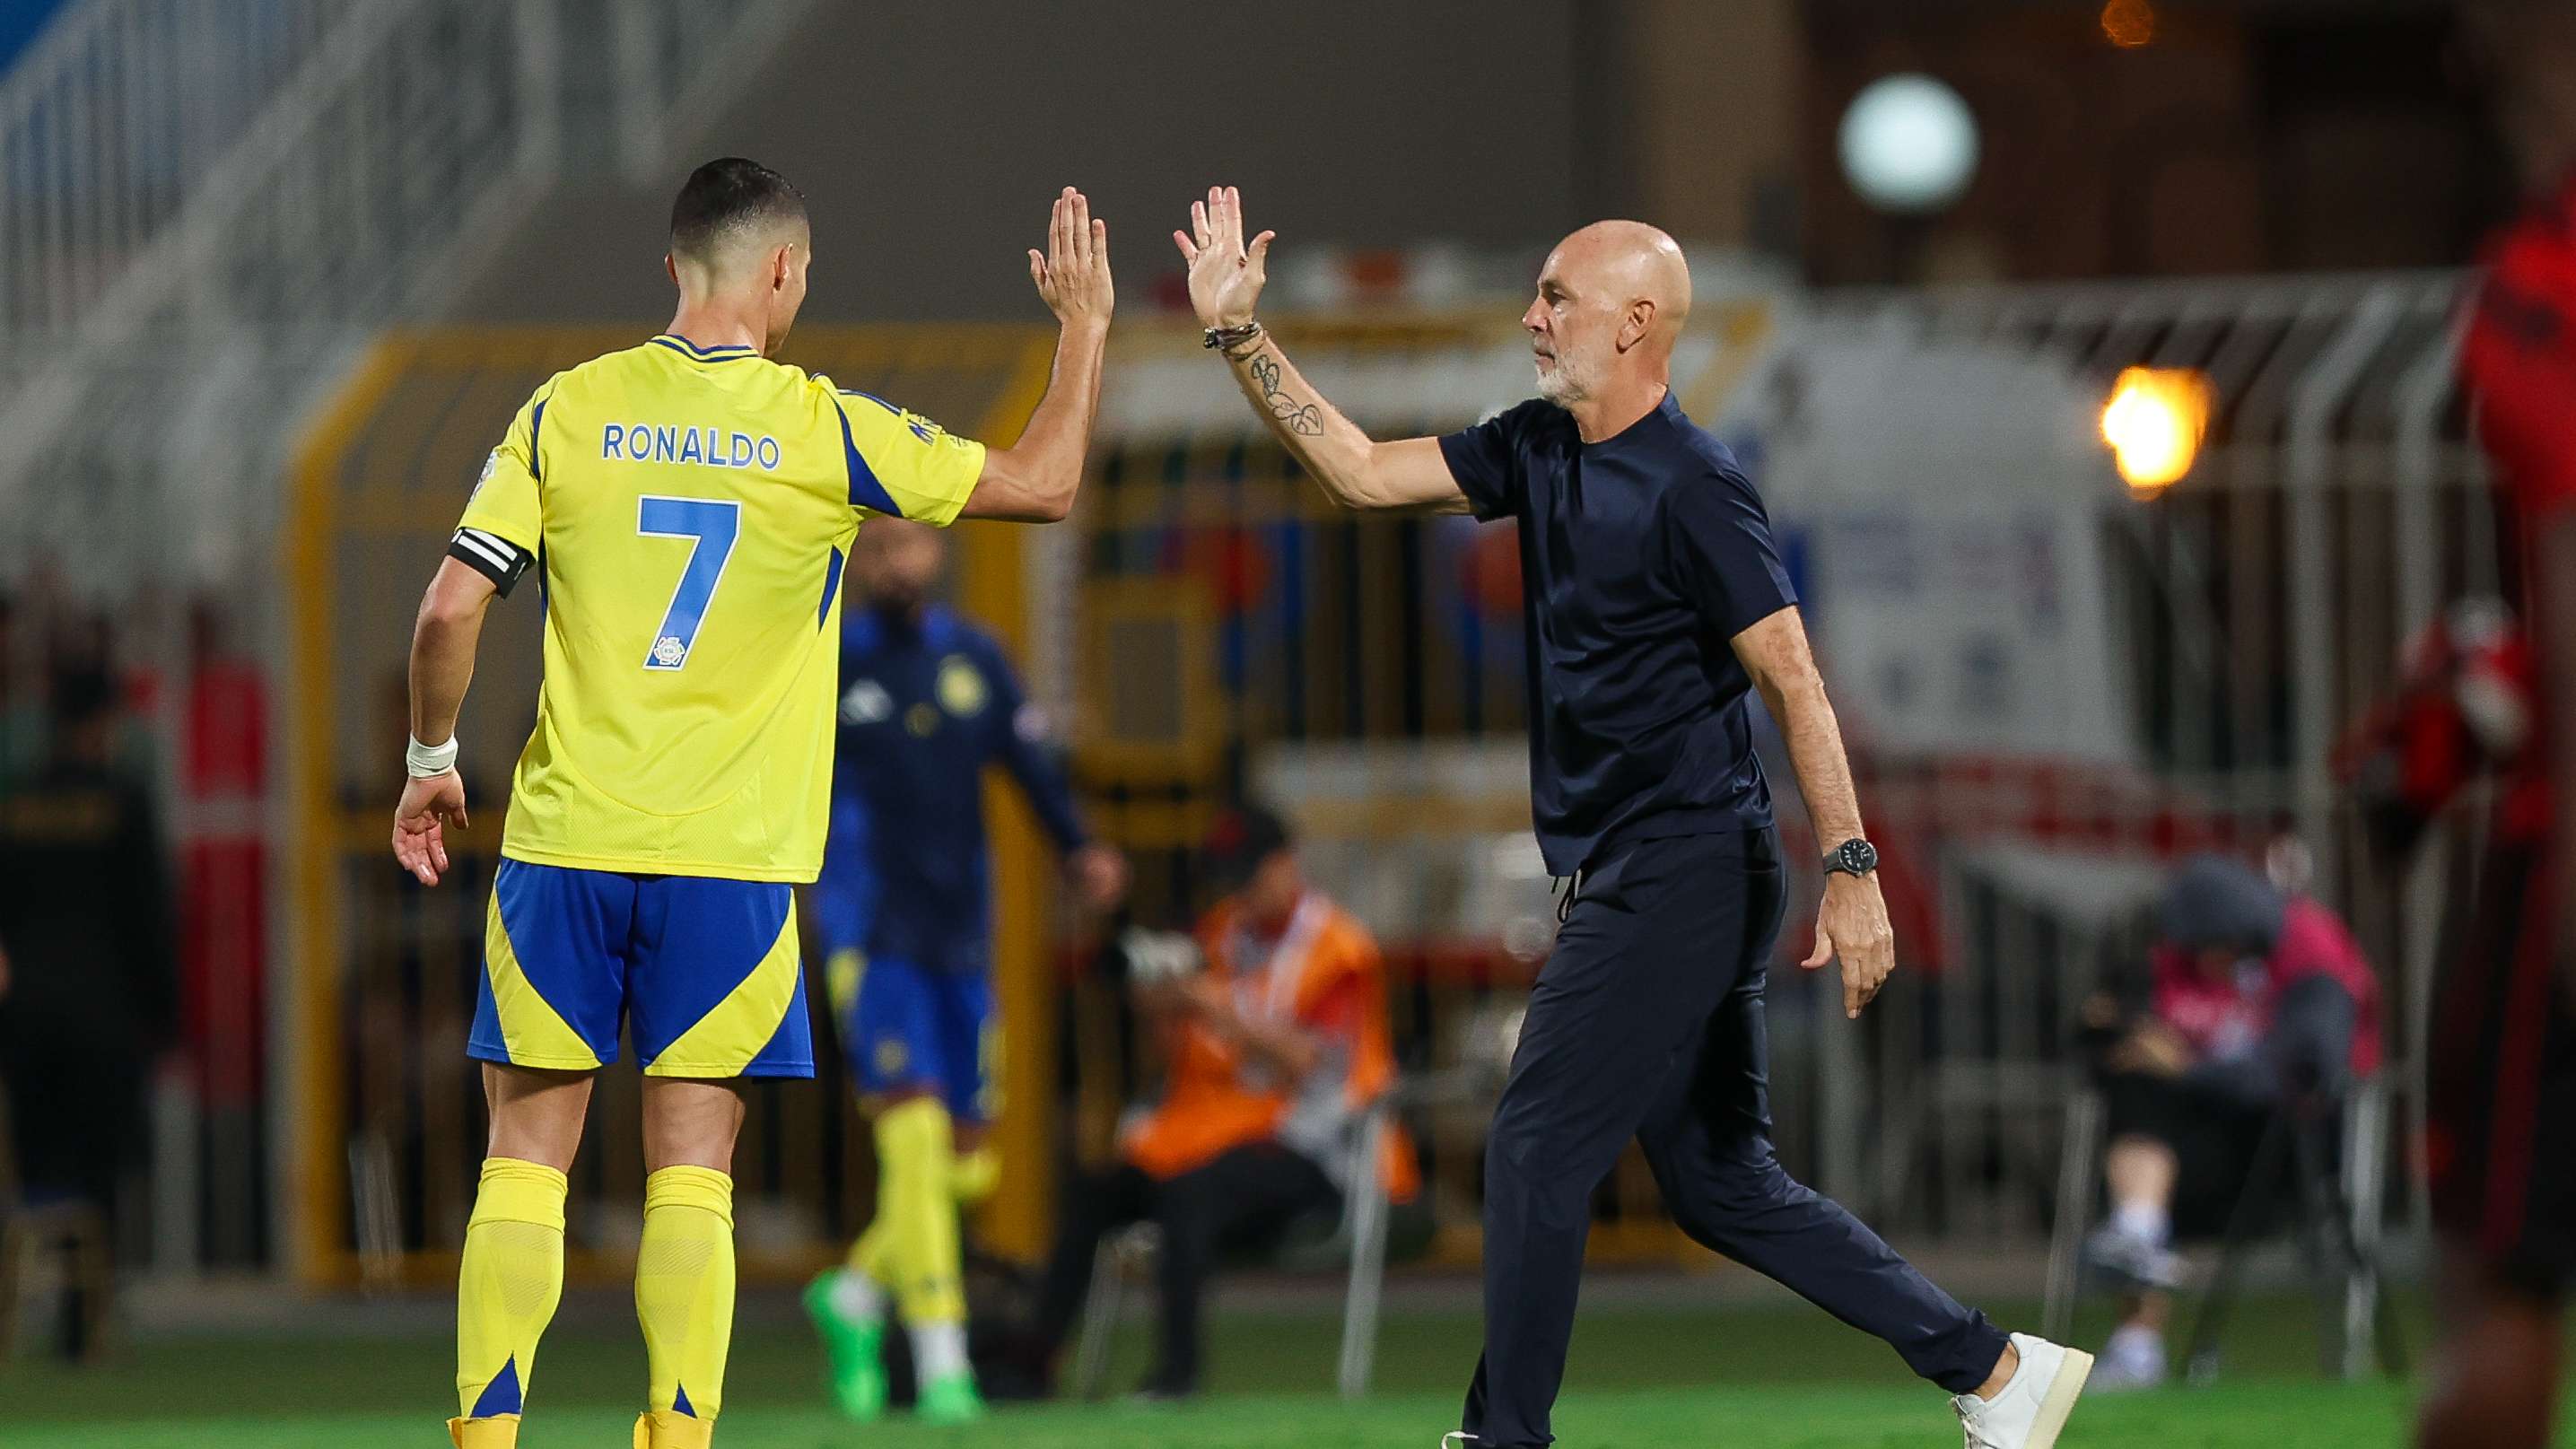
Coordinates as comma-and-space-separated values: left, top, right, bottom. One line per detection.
1837, 840, 1878, 874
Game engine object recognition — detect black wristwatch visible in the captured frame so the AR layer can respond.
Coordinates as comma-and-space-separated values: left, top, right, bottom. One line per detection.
1823, 838, 1879, 878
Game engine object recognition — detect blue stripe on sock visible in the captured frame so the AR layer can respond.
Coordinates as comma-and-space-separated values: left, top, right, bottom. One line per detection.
469, 1355, 522, 1417
673, 1381, 695, 1418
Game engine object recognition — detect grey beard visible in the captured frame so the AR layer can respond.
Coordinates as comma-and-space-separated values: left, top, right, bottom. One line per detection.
1535, 360, 1594, 405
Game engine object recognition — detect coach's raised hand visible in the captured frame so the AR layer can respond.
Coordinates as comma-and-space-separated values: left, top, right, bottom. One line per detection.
1176, 187, 1470, 512
1175, 184, 1272, 329
1028, 187, 1112, 328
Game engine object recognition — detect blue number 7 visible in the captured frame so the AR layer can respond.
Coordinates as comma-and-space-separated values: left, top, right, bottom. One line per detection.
638, 495, 742, 671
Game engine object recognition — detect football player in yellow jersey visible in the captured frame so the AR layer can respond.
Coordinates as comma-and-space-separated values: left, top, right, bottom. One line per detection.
388, 157, 1113, 1449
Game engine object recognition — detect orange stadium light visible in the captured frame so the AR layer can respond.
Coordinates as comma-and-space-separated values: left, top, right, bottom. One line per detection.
2101, 0, 2157, 48
2100, 365, 2212, 496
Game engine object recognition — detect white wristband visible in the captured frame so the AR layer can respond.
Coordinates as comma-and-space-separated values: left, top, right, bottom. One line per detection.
406, 734, 459, 779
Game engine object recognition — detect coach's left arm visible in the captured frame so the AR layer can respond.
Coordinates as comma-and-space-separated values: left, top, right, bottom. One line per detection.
392, 556, 496, 886
1731, 607, 1897, 1019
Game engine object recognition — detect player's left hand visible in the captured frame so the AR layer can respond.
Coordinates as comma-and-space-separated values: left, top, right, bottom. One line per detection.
1029, 187, 1113, 330
1067, 842, 1130, 911
392, 770, 470, 886
1803, 871, 1895, 1019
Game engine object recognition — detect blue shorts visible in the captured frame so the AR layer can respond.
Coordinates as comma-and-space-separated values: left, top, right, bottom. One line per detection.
841, 955, 997, 1122
471, 859, 814, 1078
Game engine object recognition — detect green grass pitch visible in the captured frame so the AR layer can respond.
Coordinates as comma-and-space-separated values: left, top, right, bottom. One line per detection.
7, 1289, 2568, 1447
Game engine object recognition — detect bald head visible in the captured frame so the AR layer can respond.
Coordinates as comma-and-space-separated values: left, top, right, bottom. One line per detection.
1553, 221, 1692, 340
1524, 219, 1692, 413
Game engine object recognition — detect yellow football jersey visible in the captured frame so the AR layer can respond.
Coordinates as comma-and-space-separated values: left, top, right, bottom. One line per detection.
450, 333, 986, 882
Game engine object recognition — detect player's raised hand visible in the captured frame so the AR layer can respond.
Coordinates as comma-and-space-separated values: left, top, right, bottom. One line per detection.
392, 770, 469, 886
1803, 872, 1896, 1019
1028, 187, 1112, 330
1174, 185, 1272, 330
1066, 842, 1131, 912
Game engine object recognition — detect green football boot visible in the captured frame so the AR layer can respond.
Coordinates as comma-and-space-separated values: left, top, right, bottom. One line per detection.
915, 1367, 987, 1426
802, 1270, 889, 1422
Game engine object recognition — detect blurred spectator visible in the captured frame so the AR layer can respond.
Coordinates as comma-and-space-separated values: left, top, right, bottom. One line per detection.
1014, 804, 1415, 1401
179, 597, 270, 1263
35, 606, 160, 790
0, 661, 178, 1356
0, 592, 44, 792
2078, 852, 2380, 1389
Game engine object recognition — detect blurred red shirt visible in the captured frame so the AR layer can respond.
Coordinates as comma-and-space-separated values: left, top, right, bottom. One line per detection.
2152, 896, 2382, 1079
2463, 174, 2576, 843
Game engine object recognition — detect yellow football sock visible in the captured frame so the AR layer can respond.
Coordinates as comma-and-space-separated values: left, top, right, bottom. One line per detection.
636, 1165, 736, 1426
633, 1407, 715, 1449
869, 1096, 966, 1324
849, 1215, 890, 1280
825, 947, 866, 1021
452, 1157, 568, 1444
950, 1141, 1000, 1206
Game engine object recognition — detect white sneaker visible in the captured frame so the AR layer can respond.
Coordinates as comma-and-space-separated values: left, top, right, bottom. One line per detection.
2089, 1322, 2167, 1392
1952, 1332, 2093, 1449
2083, 1221, 2181, 1290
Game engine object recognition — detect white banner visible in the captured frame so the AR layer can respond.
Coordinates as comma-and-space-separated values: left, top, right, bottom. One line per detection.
1732, 336, 2138, 767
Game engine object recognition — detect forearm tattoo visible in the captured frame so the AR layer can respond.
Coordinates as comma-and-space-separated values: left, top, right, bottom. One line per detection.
1246, 350, 1325, 437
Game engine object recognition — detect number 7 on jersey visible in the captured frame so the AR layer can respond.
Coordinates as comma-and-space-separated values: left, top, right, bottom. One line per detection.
638, 495, 741, 670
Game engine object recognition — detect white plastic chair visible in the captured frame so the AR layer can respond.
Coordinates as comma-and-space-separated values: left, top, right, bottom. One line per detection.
1072, 1103, 1393, 1401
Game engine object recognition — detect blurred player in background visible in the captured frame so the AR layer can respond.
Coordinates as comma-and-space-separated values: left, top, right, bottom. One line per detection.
2419, 4, 2576, 1445
1015, 803, 1413, 1401
389, 158, 1113, 1449
1176, 186, 2088, 1449
800, 514, 1126, 1424
0, 661, 176, 1359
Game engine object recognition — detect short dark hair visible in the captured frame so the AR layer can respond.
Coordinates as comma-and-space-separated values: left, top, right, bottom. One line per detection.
1201, 800, 1293, 888
669, 157, 807, 262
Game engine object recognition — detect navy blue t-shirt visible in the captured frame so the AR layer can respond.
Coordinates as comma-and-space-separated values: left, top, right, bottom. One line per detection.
1439, 391, 1797, 875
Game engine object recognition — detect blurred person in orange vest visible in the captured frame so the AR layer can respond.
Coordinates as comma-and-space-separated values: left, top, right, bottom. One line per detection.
1017, 802, 1415, 1400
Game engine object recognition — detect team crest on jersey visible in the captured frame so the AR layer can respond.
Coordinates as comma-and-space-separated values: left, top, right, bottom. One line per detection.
651, 635, 687, 668
470, 450, 498, 502
843, 389, 939, 445
938, 656, 987, 717
841, 678, 892, 725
